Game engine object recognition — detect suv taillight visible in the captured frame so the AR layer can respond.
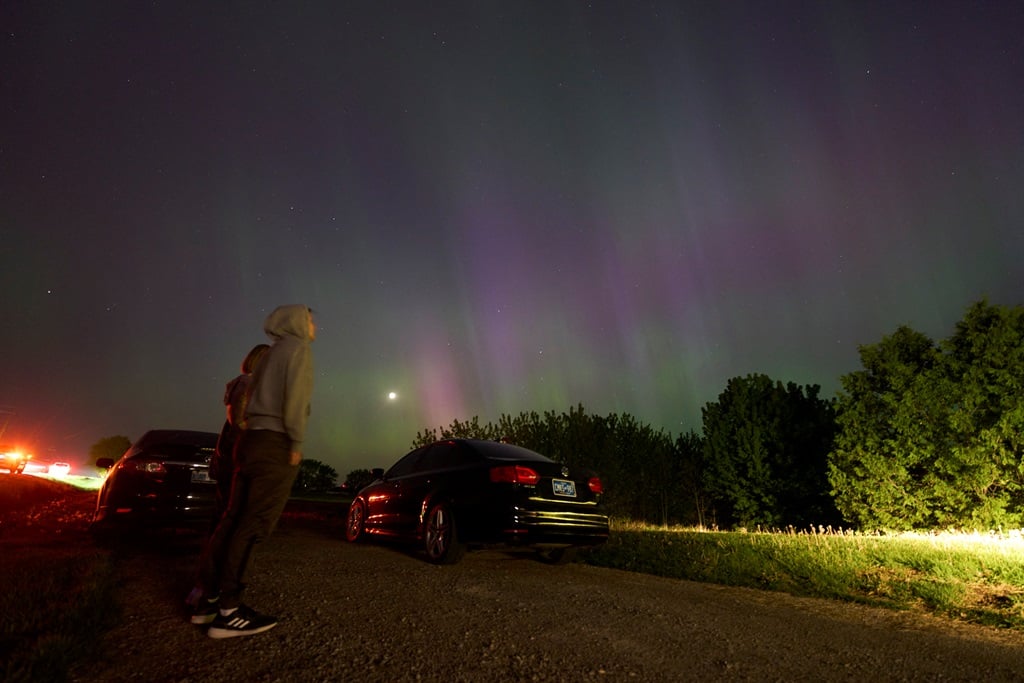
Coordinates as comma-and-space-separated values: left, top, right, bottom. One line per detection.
489, 465, 540, 485
128, 459, 167, 475
588, 477, 603, 494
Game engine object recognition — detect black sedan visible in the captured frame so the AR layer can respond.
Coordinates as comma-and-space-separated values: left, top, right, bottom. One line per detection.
344, 439, 610, 564
91, 429, 219, 536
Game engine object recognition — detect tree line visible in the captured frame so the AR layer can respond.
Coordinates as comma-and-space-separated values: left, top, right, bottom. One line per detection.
91, 297, 1021, 532
381, 298, 1023, 533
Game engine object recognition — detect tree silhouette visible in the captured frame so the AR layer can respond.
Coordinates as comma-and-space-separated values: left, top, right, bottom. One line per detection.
292, 458, 338, 493
89, 435, 131, 466
343, 468, 377, 493
830, 299, 1024, 530
701, 374, 838, 529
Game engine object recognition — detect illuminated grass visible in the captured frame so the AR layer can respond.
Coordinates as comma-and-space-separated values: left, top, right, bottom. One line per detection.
30, 473, 106, 491
586, 522, 1024, 629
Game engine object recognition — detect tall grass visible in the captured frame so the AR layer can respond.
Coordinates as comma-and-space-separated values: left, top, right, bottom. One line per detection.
586, 521, 1024, 629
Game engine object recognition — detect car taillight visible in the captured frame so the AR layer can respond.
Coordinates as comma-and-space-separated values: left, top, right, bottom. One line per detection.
489, 465, 540, 485
588, 477, 603, 494
129, 460, 167, 475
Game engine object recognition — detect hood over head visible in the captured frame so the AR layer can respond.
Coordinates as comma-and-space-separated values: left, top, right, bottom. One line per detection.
264, 304, 312, 342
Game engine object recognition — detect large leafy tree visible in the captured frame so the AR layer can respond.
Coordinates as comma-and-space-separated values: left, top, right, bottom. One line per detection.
343, 468, 378, 494
829, 300, 1024, 530
89, 435, 132, 466
941, 300, 1024, 527
701, 374, 838, 529
828, 326, 941, 530
292, 458, 338, 494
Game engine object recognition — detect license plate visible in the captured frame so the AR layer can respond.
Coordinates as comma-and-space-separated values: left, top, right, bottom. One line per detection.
552, 478, 576, 497
191, 470, 213, 483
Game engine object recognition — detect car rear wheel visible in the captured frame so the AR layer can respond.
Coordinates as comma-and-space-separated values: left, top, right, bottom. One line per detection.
345, 499, 367, 543
423, 502, 466, 564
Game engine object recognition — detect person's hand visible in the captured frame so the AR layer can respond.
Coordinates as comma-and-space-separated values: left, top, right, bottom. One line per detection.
289, 451, 302, 466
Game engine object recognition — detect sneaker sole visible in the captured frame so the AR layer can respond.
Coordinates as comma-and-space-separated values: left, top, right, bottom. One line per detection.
207, 622, 277, 639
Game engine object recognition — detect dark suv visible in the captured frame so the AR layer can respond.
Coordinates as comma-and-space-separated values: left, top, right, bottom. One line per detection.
92, 429, 219, 535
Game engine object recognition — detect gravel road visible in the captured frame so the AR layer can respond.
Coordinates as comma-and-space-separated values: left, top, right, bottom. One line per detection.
67, 513, 1024, 683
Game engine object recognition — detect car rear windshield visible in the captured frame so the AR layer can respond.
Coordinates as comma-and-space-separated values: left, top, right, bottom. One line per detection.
135, 444, 215, 463
470, 441, 553, 463
134, 430, 218, 450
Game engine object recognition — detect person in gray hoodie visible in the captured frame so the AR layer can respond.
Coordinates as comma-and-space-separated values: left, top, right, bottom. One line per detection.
194, 304, 316, 638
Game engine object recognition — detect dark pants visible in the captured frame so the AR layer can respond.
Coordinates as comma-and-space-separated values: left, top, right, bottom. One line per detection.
197, 429, 298, 609
210, 421, 238, 529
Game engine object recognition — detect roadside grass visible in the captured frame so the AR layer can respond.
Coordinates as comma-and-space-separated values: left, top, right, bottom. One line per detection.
0, 551, 118, 683
1, 475, 117, 682
586, 520, 1024, 629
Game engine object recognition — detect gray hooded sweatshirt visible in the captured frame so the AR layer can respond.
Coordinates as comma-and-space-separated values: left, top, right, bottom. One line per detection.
244, 304, 314, 453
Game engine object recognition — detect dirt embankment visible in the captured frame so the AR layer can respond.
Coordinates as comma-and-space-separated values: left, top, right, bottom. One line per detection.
0, 474, 97, 542
5, 476, 1024, 682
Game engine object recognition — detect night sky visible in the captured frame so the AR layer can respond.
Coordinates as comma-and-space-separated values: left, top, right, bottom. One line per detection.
2, 2, 1022, 475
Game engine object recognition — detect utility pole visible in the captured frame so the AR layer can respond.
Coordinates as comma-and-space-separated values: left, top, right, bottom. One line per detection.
0, 408, 14, 442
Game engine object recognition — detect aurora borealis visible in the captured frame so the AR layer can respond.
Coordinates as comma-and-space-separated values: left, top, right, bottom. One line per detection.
2, 2, 1022, 474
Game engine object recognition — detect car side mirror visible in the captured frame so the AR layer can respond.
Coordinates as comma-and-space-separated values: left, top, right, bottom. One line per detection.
371, 467, 385, 481
96, 457, 115, 470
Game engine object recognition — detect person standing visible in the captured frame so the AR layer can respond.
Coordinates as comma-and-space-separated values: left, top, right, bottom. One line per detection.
212, 343, 270, 523
186, 342, 271, 616
197, 304, 316, 639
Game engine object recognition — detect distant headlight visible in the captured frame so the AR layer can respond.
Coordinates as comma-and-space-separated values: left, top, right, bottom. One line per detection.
49, 462, 71, 476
